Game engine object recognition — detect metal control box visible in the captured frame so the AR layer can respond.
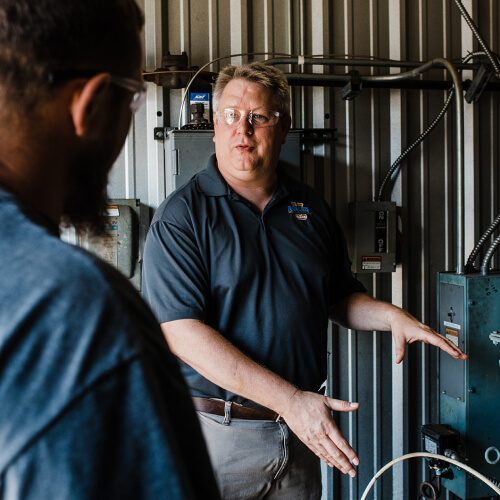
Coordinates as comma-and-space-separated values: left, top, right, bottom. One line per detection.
83, 199, 147, 291
437, 271, 500, 498
347, 201, 397, 273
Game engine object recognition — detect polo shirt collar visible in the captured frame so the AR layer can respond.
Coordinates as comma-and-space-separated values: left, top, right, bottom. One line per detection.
196, 153, 303, 200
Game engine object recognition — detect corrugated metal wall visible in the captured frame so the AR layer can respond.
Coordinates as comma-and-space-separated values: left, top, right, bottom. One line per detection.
108, 1, 500, 498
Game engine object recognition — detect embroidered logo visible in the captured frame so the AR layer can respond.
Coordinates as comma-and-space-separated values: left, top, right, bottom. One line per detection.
288, 201, 310, 221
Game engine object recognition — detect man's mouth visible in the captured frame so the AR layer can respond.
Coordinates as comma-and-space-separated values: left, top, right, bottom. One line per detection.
236, 144, 255, 152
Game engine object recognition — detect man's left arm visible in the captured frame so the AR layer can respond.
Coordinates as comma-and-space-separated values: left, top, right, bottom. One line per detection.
329, 292, 468, 363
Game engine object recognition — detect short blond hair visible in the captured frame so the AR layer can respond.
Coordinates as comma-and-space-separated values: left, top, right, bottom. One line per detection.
213, 61, 290, 115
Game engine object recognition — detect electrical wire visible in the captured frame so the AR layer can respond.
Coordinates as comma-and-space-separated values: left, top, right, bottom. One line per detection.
466, 211, 500, 271
360, 452, 500, 500
177, 52, 295, 129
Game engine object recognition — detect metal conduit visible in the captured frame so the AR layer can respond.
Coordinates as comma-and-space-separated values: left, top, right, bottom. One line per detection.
264, 56, 481, 72
467, 212, 500, 271
453, 0, 500, 78
481, 235, 500, 275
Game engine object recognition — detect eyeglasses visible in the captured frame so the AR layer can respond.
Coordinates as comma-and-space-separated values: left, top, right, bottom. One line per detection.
48, 70, 147, 113
109, 75, 147, 113
215, 108, 282, 128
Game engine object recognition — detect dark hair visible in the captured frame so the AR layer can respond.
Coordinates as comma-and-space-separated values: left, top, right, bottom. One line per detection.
0, 0, 144, 113
213, 62, 290, 116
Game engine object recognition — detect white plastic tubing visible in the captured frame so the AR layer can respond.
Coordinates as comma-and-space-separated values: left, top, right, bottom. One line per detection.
360, 452, 500, 500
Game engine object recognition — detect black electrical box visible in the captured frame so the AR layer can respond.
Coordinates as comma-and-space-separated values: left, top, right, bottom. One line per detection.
422, 423, 460, 455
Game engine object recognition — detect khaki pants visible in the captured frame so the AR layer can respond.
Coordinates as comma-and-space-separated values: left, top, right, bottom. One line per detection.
197, 411, 322, 500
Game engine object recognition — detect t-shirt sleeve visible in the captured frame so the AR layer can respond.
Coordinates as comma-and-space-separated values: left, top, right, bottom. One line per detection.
142, 212, 209, 324
329, 217, 367, 306
0, 357, 220, 500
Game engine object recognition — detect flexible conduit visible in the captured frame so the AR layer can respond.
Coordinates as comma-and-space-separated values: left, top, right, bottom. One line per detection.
453, 0, 500, 78
467, 211, 500, 271
375, 51, 484, 203
360, 452, 500, 500
375, 89, 455, 202
481, 235, 500, 275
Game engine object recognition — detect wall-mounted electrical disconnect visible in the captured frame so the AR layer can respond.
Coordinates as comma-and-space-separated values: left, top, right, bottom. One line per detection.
82, 199, 147, 291
347, 201, 397, 273
433, 271, 500, 499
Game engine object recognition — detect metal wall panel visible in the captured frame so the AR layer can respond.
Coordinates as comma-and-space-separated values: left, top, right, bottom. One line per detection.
106, 1, 500, 498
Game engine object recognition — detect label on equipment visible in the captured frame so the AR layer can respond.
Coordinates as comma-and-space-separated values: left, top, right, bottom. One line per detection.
445, 328, 459, 347
444, 321, 461, 330
424, 436, 438, 454
362, 256, 382, 270
107, 206, 119, 217
190, 92, 211, 121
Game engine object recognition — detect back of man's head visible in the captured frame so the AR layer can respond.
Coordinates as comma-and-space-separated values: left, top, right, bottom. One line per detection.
0, 0, 144, 117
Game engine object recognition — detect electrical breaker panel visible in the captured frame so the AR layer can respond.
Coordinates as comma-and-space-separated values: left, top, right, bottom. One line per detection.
437, 271, 500, 498
347, 201, 397, 273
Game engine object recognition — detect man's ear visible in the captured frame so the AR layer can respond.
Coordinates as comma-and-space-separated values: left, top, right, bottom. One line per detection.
213, 113, 218, 143
281, 114, 292, 144
70, 73, 112, 137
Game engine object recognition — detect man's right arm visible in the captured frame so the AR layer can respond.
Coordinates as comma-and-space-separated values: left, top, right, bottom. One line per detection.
162, 318, 360, 477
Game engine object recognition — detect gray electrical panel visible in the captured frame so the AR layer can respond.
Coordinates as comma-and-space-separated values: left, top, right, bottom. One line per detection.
162, 128, 303, 198
347, 201, 397, 273
83, 199, 147, 291
437, 271, 500, 499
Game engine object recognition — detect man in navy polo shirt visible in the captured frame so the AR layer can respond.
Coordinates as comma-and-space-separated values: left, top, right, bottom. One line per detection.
142, 62, 467, 499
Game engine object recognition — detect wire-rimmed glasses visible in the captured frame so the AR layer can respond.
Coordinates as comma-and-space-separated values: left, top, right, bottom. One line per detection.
215, 108, 282, 128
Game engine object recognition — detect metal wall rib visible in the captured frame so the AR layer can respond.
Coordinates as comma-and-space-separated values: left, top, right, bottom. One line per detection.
107, 1, 500, 498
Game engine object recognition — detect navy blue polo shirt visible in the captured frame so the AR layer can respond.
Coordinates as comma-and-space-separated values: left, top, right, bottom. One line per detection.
142, 154, 365, 407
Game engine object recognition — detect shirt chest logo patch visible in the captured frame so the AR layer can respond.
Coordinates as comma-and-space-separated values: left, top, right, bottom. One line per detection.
288, 201, 310, 220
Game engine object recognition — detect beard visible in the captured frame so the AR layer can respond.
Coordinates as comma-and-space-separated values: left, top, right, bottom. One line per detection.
60, 152, 113, 237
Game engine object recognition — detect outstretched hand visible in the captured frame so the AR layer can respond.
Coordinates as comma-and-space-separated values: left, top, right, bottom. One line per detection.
330, 293, 468, 364
280, 390, 359, 475
388, 308, 468, 364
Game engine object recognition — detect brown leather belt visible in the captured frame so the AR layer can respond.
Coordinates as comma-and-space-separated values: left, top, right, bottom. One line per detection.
192, 397, 279, 421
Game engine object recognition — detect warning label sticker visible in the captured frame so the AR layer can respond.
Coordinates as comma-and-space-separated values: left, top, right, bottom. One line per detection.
445, 327, 459, 347
362, 256, 382, 270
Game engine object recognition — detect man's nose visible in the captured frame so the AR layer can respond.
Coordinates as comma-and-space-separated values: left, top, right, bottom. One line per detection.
236, 113, 254, 134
